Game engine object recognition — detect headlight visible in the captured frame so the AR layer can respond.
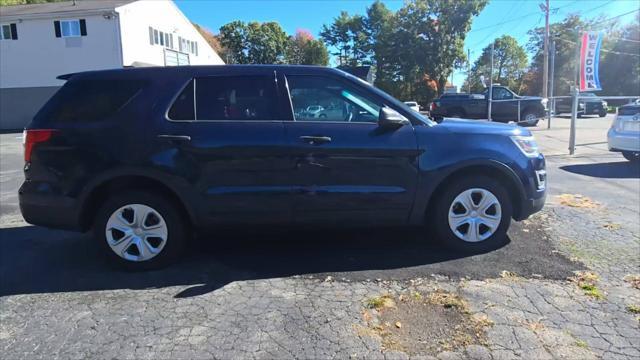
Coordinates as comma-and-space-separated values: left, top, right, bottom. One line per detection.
511, 135, 539, 157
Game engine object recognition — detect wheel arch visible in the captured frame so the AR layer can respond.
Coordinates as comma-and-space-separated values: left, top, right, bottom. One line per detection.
415, 160, 527, 224
78, 173, 196, 232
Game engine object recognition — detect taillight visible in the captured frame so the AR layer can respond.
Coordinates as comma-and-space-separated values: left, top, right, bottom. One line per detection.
430, 102, 438, 111
23, 129, 57, 162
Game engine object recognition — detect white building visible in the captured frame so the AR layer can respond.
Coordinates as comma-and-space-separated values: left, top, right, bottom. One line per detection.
0, 0, 224, 130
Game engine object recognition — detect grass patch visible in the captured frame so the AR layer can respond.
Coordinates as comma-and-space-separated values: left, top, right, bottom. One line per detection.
365, 294, 396, 310
427, 290, 469, 312
358, 290, 490, 355
575, 339, 589, 349
500, 270, 519, 279
570, 271, 605, 300
556, 194, 599, 209
602, 222, 621, 231
623, 274, 640, 290
626, 304, 640, 314
579, 283, 605, 300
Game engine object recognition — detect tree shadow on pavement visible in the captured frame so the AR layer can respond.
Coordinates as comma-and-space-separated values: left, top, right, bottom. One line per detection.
560, 161, 640, 179
0, 222, 580, 298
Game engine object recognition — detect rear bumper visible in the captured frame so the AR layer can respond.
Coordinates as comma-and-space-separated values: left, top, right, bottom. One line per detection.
608, 128, 640, 152
19, 182, 82, 231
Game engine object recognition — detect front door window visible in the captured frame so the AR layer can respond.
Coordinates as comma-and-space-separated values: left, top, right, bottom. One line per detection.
287, 76, 381, 123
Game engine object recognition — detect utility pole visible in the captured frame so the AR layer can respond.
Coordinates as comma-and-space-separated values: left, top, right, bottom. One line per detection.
488, 42, 494, 121
547, 40, 555, 129
541, 0, 550, 98
467, 48, 471, 93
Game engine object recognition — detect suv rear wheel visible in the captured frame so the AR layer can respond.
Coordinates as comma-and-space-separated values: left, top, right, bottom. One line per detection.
94, 191, 187, 270
432, 176, 512, 252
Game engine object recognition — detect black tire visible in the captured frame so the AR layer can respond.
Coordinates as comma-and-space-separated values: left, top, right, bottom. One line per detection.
520, 109, 539, 126
94, 190, 188, 270
599, 110, 607, 117
622, 151, 640, 162
430, 176, 512, 253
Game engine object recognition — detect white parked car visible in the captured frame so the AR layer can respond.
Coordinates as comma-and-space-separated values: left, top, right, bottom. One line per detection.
404, 101, 420, 113
608, 101, 640, 162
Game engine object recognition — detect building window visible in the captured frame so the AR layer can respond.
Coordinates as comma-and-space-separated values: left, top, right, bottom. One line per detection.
1, 24, 18, 40
54, 19, 86, 38
150, 26, 176, 50
61, 20, 81, 37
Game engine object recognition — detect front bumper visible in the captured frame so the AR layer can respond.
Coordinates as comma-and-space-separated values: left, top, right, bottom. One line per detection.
608, 128, 640, 152
518, 194, 546, 220
513, 154, 546, 221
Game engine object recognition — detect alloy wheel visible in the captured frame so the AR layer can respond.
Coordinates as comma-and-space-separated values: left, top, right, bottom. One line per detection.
105, 204, 168, 262
448, 188, 502, 243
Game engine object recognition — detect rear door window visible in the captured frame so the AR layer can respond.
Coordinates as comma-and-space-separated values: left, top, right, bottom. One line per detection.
195, 76, 278, 121
38, 79, 145, 123
167, 76, 278, 121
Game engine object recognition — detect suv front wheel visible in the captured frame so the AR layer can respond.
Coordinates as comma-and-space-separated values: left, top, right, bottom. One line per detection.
432, 176, 512, 252
94, 191, 187, 270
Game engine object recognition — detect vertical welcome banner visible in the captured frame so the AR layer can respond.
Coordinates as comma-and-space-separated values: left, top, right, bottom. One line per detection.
579, 32, 603, 91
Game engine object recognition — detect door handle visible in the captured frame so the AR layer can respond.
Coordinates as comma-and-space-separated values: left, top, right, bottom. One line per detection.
158, 134, 191, 142
299, 135, 331, 145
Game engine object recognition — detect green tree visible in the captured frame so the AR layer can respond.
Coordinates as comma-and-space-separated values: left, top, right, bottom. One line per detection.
245, 21, 289, 64
464, 35, 528, 93
375, 0, 486, 104
319, 11, 368, 66
363, 1, 396, 93
286, 29, 329, 66
218, 20, 249, 64
599, 15, 640, 96
218, 21, 288, 64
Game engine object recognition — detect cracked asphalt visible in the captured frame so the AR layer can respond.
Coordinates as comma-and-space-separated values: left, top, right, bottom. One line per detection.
1, 116, 639, 360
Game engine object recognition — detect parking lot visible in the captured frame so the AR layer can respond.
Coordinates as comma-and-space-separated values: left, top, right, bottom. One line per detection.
1, 115, 639, 359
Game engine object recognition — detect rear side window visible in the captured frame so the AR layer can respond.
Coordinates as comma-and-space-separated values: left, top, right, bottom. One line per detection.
619, 106, 640, 116
168, 80, 194, 120
38, 79, 144, 123
167, 76, 278, 121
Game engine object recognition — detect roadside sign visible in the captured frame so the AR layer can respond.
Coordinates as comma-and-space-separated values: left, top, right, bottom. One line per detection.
579, 32, 603, 92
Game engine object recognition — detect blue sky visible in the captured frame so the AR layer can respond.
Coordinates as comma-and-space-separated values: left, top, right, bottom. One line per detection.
176, 0, 639, 86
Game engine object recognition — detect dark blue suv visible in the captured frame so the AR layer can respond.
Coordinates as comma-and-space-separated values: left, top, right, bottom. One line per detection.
19, 65, 546, 269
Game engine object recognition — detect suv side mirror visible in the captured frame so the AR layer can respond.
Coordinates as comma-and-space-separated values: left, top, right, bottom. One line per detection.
378, 107, 410, 128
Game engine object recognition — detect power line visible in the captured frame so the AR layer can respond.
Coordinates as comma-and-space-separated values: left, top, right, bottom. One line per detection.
608, 36, 640, 44
468, 0, 580, 34
555, 37, 640, 57
588, 9, 640, 27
